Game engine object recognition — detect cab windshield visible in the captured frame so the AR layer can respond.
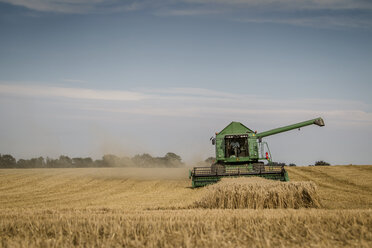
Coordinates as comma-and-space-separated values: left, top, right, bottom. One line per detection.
224, 135, 249, 158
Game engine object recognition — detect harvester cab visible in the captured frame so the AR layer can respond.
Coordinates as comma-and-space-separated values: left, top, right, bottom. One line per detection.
189, 117, 325, 188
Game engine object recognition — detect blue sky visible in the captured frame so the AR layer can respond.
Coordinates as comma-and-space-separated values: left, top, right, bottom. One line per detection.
0, 0, 371, 165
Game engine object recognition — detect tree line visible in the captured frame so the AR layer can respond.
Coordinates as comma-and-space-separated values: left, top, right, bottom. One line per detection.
0, 153, 184, 169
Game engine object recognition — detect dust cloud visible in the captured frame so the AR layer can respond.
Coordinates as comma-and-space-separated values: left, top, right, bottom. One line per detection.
71, 167, 190, 180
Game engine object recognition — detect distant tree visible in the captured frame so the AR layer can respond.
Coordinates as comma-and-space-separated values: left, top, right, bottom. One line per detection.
46, 155, 73, 168
72, 157, 94, 168
163, 152, 183, 167
29, 157, 45, 168
314, 160, 330, 166
17, 159, 28, 168
132, 153, 184, 168
0, 154, 16, 168
59, 155, 73, 167
93, 159, 103, 167
102, 154, 121, 167
72, 157, 83, 167
132, 153, 153, 167
165, 152, 181, 162
15, 157, 45, 168
46, 157, 57, 168
288, 163, 297, 167
119, 156, 134, 167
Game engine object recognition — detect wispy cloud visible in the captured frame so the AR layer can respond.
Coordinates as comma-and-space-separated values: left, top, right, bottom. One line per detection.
1, 83, 371, 126
0, 0, 144, 14
1, 0, 371, 29
83, 105, 372, 126
60, 79, 86, 83
155, 8, 222, 16
234, 16, 372, 29
0, 84, 146, 101
181, 0, 372, 11
138, 87, 241, 98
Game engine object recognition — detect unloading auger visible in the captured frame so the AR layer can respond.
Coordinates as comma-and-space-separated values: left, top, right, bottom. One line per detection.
189, 117, 325, 187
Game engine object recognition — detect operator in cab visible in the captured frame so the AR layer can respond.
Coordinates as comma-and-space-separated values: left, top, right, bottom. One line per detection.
230, 140, 240, 157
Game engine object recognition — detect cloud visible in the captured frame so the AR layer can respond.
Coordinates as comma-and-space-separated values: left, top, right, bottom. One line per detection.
1, 83, 370, 127
1, 0, 370, 28
182, 0, 372, 10
234, 16, 372, 29
138, 87, 241, 98
2, 0, 371, 14
161, 1, 372, 29
60, 79, 86, 83
155, 8, 222, 16
0, 84, 146, 101
83, 106, 372, 127
0, 0, 143, 14
177, 0, 372, 28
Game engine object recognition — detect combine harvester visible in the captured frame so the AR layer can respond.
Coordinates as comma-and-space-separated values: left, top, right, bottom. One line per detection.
189, 117, 325, 187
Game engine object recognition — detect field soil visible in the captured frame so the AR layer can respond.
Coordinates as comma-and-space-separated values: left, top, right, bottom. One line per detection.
0, 165, 371, 247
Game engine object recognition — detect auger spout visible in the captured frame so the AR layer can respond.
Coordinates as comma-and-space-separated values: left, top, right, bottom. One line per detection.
256, 117, 325, 139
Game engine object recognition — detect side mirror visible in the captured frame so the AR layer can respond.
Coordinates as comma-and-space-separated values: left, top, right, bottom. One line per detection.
210, 137, 216, 145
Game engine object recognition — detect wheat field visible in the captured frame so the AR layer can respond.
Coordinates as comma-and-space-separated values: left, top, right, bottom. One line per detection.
0, 166, 371, 247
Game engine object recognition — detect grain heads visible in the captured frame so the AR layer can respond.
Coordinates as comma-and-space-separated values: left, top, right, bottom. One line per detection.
192, 177, 321, 209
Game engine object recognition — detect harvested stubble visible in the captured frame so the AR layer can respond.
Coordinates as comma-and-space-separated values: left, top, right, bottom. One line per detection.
193, 177, 321, 209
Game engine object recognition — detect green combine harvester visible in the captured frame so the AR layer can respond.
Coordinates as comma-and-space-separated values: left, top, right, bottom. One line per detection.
189, 117, 325, 187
